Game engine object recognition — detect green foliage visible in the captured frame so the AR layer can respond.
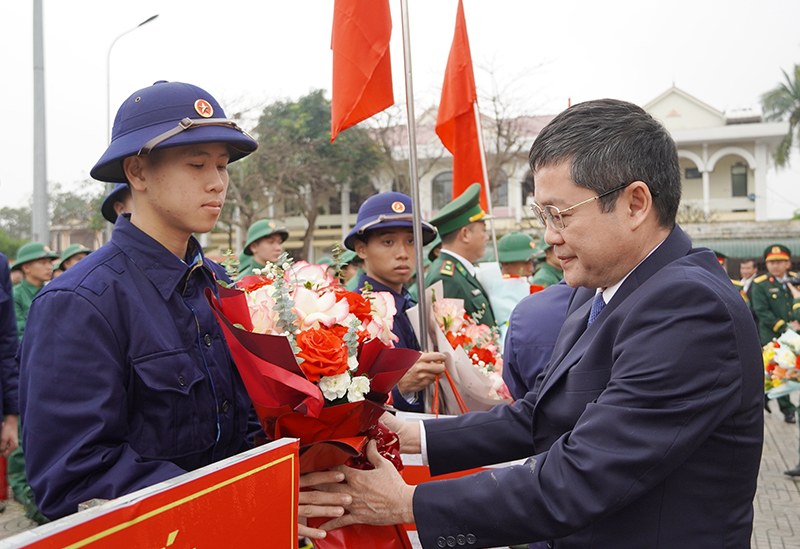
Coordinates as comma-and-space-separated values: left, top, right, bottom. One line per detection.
49, 182, 107, 232
242, 90, 385, 260
0, 228, 26, 258
761, 64, 800, 167
0, 205, 32, 242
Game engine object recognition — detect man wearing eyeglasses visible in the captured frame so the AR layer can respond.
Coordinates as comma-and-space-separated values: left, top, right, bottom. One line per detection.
317, 98, 763, 549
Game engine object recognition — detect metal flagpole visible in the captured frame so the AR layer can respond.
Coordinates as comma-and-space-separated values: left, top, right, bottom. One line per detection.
474, 102, 500, 262
400, 0, 428, 353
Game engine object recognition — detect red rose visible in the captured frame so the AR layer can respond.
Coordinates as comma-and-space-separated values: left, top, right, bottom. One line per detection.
447, 331, 470, 349
335, 289, 372, 323
296, 328, 348, 382
472, 346, 496, 366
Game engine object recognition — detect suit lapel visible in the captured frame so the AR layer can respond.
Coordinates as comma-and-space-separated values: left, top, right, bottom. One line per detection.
536, 225, 693, 401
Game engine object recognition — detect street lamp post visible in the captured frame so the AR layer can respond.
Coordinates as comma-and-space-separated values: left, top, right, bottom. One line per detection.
104, 14, 158, 242
106, 14, 158, 142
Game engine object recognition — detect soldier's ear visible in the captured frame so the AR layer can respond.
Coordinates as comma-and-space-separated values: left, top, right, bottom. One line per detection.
124, 156, 148, 192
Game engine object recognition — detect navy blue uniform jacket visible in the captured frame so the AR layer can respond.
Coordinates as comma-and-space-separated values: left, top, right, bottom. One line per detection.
0, 253, 18, 417
413, 226, 763, 548
19, 216, 259, 520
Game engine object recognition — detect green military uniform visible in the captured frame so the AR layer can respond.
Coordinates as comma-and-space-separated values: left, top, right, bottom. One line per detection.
532, 262, 564, 288
11, 243, 59, 342
9, 242, 57, 524
56, 243, 92, 271
426, 251, 495, 327
751, 244, 799, 421
424, 183, 496, 327
12, 279, 39, 342
531, 236, 563, 288
751, 274, 800, 345
236, 219, 289, 281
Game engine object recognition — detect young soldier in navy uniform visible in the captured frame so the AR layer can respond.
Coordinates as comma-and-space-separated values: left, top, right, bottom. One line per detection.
425, 183, 496, 327
346, 192, 446, 413
18, 81, 349, 540
751, 244, 800, 424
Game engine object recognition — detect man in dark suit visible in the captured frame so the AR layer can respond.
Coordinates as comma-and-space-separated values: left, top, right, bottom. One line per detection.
319, 99, 763, 548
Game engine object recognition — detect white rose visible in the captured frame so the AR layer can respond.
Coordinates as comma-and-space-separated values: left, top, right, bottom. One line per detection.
319, 373, 351, 401
779, 330, 800, 353
774, 347, 798, 370
348, 354, 359, 372
347, 376, 371, 403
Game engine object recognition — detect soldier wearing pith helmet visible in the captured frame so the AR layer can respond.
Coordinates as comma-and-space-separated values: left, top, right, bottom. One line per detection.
237, 219, 289, 279
424, 183, 496, 327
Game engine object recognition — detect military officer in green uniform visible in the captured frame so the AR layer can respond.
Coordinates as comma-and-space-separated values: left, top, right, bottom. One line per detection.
424, 183, 496, 327
236, 219, 289, 280
11, 243, 59, 342
751, 244, 800, 425
9, 241, 56, 524
531, 235, 564, 288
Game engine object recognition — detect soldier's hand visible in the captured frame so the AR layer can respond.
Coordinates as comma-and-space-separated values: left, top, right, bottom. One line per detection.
0, 415, 18, 458
298, 471, 351, 540
788, 282, 800, 299
396, 352, 446, 394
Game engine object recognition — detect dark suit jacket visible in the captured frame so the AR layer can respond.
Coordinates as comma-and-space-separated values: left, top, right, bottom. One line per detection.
413, 226, 763, 549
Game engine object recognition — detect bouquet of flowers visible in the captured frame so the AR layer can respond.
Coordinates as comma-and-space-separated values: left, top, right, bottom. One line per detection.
407, 281, 512, 415
764, 328, 800, 398
206, 256, 420, 549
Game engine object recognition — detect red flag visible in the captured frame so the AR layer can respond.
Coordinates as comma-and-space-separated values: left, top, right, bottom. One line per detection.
436, 0, 487, 210
331, 0, 394, 142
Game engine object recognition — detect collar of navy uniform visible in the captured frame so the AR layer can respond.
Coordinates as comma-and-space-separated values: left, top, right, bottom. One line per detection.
112, 214, 212, 300
361, 274, 415, 313
440, 249, 475, 277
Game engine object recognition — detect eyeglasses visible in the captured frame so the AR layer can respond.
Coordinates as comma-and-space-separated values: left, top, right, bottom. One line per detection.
530, 182, 633, 230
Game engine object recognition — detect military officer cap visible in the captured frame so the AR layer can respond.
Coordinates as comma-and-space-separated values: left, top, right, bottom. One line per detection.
345, 192, 437, 251
243, 219, 290, 256
91, 80, 258, 183
12, 242, 60, 271
765, 244, 791, 262
57, 244, 93, 270
101, 183, 132, 224
430, 183, 489, 236
498, 232, 536, 263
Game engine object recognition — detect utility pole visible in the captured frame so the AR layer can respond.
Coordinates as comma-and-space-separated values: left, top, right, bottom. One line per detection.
32, 0, 49, 245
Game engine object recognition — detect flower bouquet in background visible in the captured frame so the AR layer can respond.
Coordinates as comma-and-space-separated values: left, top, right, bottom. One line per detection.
407, 281, 512, 416
206, 254, 419, 549
764, 329, 800, 398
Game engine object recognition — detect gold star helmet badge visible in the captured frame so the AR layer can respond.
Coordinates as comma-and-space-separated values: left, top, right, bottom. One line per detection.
194, 99, 214, 118
391, 201, 406, 213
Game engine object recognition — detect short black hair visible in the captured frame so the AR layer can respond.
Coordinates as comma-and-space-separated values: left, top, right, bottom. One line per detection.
529, 98, 681, 229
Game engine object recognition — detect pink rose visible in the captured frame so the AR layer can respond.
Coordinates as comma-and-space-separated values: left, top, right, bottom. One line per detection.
286, 261, 335, 290
432, 299, 466, 333
247, 285, 279, 334
365, 292, 398, 346
293, 287, 350, 330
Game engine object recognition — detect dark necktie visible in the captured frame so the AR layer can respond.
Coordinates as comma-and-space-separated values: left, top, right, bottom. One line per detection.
587, 292, 606, 326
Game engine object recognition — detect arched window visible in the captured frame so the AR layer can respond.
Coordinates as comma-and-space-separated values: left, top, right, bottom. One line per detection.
432, 171, 453, 210
522, 171, 535, 206
491, 169, 508, 207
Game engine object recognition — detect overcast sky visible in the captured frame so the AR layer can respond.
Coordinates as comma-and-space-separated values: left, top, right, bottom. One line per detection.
1, 0, 799, 213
